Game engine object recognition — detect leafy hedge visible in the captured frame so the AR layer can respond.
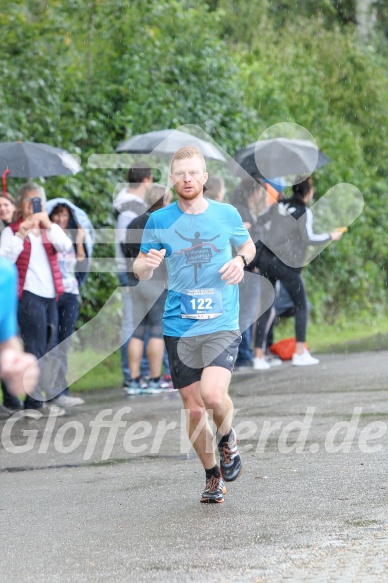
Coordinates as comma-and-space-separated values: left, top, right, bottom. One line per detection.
1, 0, 387, 327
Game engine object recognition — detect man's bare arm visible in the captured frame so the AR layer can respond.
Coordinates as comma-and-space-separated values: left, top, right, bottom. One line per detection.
236, 237, 256, 264
219, 237, 256, 285
133, 249, 166, 281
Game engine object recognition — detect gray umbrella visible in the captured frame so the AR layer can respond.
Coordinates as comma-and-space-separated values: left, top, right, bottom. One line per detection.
0, 141, 82, 178
233, 138, 329, 179
115, 129, 226, 162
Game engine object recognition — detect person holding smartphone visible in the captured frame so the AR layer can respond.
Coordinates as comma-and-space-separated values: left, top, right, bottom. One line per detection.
0, 182, 73, 417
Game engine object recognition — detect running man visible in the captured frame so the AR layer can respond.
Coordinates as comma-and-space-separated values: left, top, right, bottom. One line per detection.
133, 146, 256, 503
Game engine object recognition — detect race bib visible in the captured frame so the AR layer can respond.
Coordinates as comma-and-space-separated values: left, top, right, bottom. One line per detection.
181, 288, 223, 320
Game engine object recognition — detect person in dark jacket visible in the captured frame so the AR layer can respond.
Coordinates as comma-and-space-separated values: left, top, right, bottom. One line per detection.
122, 185, 174, 395
252, 177, 344, 368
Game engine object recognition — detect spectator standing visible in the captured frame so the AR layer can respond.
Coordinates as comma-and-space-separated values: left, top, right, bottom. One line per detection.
252, 177, 344, 368
0, 182, 73, 416
46, 202, 87, 408
113, 163, 152, 389
230, 178, 267, 368
0, 193, 17, 234
123, 185, 174, 394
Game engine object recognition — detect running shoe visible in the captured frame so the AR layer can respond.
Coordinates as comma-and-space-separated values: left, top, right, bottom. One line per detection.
217, 427, 243, 482
146, 378, 176, 394
200, 475, 227, 504
162, 374, 174, 389
125, 379, 147, 396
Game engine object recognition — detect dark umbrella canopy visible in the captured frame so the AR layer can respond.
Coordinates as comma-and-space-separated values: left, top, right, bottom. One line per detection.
0, 141, 82, 178
115, 129, 226, 162
233, 138, 329, 179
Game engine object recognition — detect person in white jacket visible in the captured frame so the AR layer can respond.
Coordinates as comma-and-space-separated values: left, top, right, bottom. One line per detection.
0, 182, 72, 417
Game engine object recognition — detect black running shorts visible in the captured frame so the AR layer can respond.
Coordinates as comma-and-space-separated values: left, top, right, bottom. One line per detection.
164, 330, 241, 390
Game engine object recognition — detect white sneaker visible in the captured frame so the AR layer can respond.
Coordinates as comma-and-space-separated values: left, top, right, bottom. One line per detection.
266, 354, 283, 367
23, 404, 66, 418
51, 395, 85, 408
292, 349, 319, 366
253, 357, 271, 371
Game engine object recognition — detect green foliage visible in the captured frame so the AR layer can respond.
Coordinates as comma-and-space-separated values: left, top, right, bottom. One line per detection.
0, 0, 387, 332
217, 12, 388, 322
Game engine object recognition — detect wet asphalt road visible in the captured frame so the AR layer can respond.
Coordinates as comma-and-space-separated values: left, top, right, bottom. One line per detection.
1, 350, 388, 582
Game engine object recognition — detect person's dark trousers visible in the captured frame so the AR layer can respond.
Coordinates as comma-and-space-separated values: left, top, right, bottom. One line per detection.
237, 327, 253, 365
52, 292, 79, 398
17, 290, 58, 409
1, 380, 22, 410
254, 251, 308, 351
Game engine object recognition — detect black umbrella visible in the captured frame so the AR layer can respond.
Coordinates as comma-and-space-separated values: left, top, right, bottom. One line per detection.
116, 129, 226, 162
233, 138, 329, 180
0, 141, 82, 183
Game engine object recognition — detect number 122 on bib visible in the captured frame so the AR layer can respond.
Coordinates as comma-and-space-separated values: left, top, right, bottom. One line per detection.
181, 288, 223, 320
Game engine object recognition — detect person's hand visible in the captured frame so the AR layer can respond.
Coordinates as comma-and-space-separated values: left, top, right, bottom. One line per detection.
145, 248, 166, 270
219, 256, 245, 285
0, 349, 39, 396
76, 225, 85, 244
17, 217, 34, 239
243, 221, 252, 231
31, 211, 52, 230
330, 228, 347, 241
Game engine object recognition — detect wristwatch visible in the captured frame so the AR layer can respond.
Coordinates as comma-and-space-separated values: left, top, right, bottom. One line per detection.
237, 254, 248, 268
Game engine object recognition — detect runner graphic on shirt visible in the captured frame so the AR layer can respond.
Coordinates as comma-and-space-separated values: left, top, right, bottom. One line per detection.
174, 230, 220, 284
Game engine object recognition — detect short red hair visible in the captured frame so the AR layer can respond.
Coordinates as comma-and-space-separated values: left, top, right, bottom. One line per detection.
170, 146, 206, 172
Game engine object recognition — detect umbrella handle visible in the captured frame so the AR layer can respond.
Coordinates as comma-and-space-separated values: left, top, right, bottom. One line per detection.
2, 169, 9, 195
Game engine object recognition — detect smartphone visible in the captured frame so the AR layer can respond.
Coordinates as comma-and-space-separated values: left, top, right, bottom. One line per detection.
31, 197, 42, 214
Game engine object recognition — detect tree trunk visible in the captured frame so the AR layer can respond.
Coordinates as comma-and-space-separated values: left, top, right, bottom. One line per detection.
356, 0, 377, 37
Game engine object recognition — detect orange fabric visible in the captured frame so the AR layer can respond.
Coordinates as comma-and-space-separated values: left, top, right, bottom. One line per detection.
270, 338, 295, 360
264, 183, 279, 207
269, 338, 308, 360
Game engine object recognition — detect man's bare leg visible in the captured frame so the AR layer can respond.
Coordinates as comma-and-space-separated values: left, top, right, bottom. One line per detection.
200, 366, 233, 435
179, 381, 216, 469
200, 366, 242, 483
179, 380, 227, 503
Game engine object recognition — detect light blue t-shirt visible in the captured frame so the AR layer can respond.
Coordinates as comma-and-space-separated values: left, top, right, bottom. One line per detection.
140, 199, 250, 337
0, 257, 18, 343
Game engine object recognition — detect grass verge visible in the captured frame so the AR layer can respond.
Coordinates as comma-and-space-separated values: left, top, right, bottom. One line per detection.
2, 315, 387, 401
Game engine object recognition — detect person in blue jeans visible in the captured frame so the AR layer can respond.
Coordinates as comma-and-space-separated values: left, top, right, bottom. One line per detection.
113, 163, 153, 388
0, 182, 73, 417
122, 185, 174, 394
47, 203, 88, 408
